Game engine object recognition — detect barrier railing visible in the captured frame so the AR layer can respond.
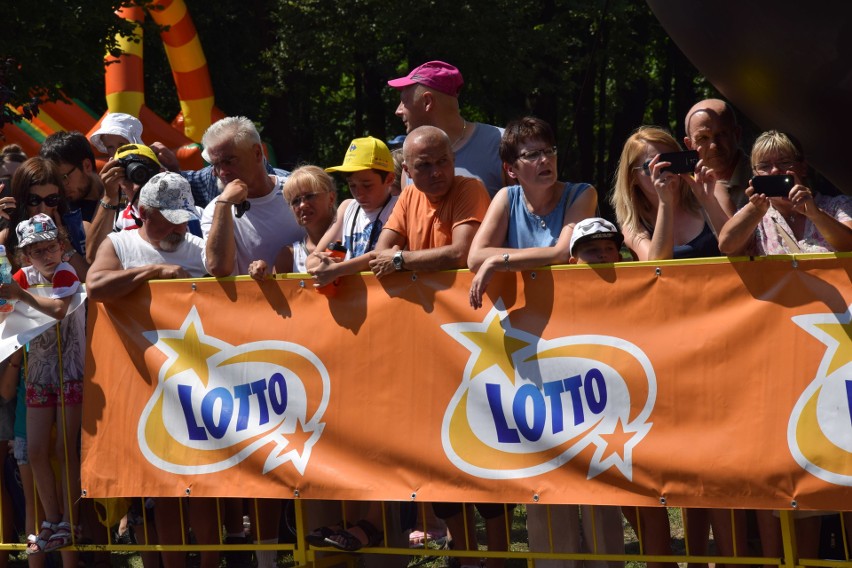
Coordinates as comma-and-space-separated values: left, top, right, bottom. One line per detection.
2, 255, 852, 566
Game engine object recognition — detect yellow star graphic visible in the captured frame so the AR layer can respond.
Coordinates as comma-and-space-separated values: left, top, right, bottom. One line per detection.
814, 321, 852, 375
461, 314, 530, 384
160, 322, 221, 386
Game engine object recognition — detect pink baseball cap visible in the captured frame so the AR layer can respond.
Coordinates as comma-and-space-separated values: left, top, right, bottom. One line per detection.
387, 61, 464, 97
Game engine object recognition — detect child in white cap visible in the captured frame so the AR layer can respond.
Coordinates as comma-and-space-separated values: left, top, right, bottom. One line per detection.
89, 112, 144, 158
0, 213, 85, 555
568, 217, 624, 264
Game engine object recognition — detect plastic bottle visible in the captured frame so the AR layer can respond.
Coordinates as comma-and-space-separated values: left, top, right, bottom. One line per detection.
316, 241, 347, 297
0, 245, 15, 313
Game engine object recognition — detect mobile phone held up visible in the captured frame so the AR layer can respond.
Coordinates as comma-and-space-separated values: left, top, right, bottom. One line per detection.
658, 150, 699, 174
752, 175, 795, 198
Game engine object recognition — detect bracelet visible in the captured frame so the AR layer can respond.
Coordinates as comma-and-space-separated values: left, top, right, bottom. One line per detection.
62, 249, 76, 262
502, 253, 510, 271
216, 199, 238, 206
99, 199, 120, 210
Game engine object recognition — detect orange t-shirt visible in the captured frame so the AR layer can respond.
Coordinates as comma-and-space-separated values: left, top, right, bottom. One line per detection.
384, 176, 491, 251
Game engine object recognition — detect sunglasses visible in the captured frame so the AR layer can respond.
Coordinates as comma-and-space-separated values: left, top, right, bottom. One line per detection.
26, 193, 62, 208
289, 192, 325, 208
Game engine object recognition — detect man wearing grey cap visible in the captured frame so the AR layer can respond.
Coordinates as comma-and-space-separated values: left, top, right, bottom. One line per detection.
86, 171, 207, 301
85, 171, 220, 567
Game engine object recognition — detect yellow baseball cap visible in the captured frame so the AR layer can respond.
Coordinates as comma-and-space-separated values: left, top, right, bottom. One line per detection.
325, 137, 393, 173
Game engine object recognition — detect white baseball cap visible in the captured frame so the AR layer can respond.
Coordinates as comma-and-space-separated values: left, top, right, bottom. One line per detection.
89, 113, 144, 153
570, 217, 624, 255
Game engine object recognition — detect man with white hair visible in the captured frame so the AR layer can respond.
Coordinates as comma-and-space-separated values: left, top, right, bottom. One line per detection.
200, 116, 303, 277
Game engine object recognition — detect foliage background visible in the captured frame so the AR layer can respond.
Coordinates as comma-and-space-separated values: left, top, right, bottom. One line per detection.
3, 0, 738, 215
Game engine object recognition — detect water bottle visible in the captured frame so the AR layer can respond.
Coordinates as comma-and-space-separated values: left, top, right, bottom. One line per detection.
316, 241, 347, 297
0, 245, 15, 313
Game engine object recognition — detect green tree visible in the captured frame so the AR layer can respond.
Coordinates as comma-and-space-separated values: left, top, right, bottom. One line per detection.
0, 0, 151, 125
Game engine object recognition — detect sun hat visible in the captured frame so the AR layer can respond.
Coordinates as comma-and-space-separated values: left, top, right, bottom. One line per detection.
325, 137, 394, 173
387, 61, 464, 97
139, 172, 198, 224
89, 113, 144, 154
16, 213, 58, 248
569, 217, 624, 255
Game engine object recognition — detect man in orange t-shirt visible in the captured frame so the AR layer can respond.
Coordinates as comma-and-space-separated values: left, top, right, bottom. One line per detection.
369, 125, 490, 278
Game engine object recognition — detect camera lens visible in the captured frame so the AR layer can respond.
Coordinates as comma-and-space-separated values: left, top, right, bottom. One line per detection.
126, 162, 155, 186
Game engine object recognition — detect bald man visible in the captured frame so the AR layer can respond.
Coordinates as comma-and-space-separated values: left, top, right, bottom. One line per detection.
684, 98, 750, 212
369, 125, 490, 278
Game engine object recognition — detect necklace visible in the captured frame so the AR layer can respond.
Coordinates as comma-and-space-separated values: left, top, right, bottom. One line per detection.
451, 119, 467, 149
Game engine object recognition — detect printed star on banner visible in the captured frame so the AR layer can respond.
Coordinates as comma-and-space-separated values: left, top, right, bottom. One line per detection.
144, 306, 227, 387
442, 304, 536, 384
793, 305, 852, 376
587, 418, 648, 480
262, 418, 325, 475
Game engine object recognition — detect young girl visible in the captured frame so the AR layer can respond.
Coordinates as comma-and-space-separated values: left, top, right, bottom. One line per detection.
0, 213, 85, 556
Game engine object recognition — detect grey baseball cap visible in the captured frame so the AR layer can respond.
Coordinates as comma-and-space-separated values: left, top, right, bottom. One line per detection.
139, 172, 198, 224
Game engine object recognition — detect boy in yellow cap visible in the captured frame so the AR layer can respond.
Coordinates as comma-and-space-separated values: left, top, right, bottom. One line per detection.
306, 136, 397, 286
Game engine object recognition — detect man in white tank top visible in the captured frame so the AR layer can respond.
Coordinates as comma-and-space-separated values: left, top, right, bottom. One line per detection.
86, 172, 207, 301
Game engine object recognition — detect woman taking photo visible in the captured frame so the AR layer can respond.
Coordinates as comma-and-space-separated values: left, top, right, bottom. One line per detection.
718, 130, 852, 256
610, 126, 729, 261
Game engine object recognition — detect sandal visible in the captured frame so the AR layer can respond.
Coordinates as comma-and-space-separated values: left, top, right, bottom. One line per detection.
27, 520, 61, 555
325, 519, 383, 552
44, 521, 74, 553
306, 520, 351, 547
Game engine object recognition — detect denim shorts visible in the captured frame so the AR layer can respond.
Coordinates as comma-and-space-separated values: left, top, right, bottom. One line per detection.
14, 436, 27, 465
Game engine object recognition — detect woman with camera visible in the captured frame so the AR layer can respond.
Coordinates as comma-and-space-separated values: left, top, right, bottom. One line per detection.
85, 143, 168, 265
0, 156, 88, 278
610, 126, 729, 261
718, 130, 852, 255
610, 127, 738, 568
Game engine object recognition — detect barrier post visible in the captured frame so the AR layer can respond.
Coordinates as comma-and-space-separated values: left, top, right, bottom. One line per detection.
779, 510, 798, 568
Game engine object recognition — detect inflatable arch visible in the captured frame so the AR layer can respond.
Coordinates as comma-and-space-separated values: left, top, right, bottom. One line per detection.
2, 0, 219, 170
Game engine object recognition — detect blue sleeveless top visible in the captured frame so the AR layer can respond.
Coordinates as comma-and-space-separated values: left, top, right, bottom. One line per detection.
506, 182, 589, 248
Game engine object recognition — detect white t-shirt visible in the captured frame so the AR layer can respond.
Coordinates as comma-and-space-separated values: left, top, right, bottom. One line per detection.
200, 176, 304, 275
108, 230, 208, 276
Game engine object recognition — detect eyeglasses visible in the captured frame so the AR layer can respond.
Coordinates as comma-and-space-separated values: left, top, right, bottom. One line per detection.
26, 243, 61, 260
754, 159, 797, 175
517, 147, 557, 163
60, 165, 78, 183
632, 160, 653, 176
289, 192, 325, 208
26, 193, 62, 208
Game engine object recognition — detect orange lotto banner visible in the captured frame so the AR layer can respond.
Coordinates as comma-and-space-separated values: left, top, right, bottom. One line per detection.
81, 255, 852, 511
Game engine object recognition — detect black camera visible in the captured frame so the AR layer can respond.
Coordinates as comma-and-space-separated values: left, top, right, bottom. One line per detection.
114, 144, 161, 187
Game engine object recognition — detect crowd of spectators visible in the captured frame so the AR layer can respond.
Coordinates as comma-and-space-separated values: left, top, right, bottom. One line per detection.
0, 58, 850, 567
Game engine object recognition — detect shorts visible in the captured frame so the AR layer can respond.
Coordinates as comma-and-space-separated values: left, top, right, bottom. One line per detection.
26, 378, 83, 408
14, 436, 27, 465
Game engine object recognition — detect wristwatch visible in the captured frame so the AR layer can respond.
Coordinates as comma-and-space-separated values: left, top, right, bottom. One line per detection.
392, 250, 405, 271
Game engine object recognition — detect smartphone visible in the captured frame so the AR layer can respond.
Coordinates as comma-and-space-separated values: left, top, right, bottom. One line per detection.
657, 150, 699, 174
752, 175, 795, 198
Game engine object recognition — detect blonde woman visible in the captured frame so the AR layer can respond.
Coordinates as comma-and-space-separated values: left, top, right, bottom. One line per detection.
610, 126, 729, 261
